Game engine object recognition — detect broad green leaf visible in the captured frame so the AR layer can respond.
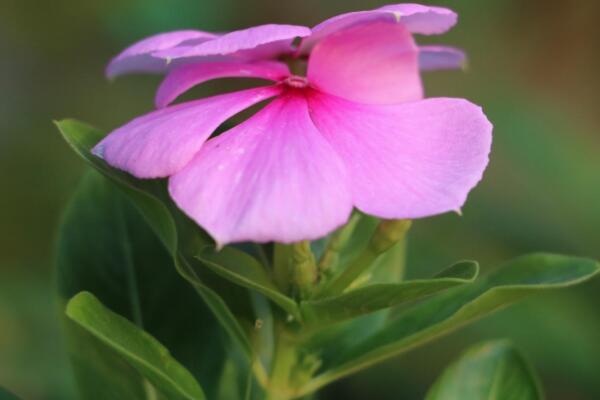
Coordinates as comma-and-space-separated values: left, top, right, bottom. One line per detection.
298, 262, 477, 375
63, 317, 149, 400
66, 292, 205, 400
178, 255, 255, 359
56, 171, 225, 398
56, 119, 253, 359
54, 119, 178, 249
426, 340, 543, 400
0, 387, 20, 400
197, 247, 301, 320
299, 253, 599, 395
301, 261, 478, 326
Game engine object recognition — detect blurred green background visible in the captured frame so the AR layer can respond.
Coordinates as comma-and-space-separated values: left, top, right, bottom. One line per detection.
1, 0, 599, 399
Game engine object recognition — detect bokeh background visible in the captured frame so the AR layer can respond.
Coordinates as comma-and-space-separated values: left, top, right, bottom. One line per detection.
1, 0, 599, 399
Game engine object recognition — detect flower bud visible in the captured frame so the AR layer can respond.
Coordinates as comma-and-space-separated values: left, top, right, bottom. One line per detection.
291, 241, 317, 299
369, 219, 412, 254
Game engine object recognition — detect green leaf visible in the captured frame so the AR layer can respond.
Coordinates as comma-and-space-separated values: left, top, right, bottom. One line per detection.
301, 261, 478, 326
426, 340, 543, 400
300, 253, 599, 395
66, 292, 205, 400
197, 247, 301, 321
54, 119, 178, 248
55, 119, 254, 360
56, 171, 225, 398
63, 318, 149, 399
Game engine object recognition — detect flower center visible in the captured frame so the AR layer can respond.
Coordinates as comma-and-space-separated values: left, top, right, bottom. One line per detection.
284, 75, 309, 88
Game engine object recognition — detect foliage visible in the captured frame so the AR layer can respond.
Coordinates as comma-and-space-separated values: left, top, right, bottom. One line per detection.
55, 119, 600, 399
426, 340, 543, 400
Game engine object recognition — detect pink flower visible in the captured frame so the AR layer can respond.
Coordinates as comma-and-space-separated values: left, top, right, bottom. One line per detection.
94, 4, 492, 246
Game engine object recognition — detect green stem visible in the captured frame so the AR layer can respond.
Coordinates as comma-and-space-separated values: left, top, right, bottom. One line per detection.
381, 238, 408, 282
318, 213, 361, 276
320, 248, 379, 296
266, 328, 297, 400
315, 220, 411, 298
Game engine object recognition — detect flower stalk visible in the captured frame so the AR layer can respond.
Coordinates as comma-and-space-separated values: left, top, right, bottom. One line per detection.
266, 328, 298, 400
316, 219, 412, 298
317, 213, 362, 277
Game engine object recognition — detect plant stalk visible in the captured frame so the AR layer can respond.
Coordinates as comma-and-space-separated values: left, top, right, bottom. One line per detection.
317, 213, 361, 277
265, 328, 298, 400
315, 219, 411, 298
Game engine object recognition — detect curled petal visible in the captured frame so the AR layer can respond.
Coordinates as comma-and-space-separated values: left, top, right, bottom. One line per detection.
106, 30, 217, 78
92, 86, 281, 178
169, 92, 353, 246
308, 91, 493, 219
419, 45, 466, 71
377, 4, 458, 34
308, 21, 422, 104
154, 24, 311, 61
299, 3, 457, 53
155, 60, 290, 108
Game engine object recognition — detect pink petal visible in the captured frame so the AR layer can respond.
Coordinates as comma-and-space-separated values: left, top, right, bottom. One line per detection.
307, 21, 422, 104
308, 90, 492, 219
106, 30, 217, 78
92, 86, 281, 178
155, 60, 290, 108
419, 45, 466, 71
377, 4, 458, 34
299, 4, 457, 54
169, 91, 353, 246
154, 24, 311, 61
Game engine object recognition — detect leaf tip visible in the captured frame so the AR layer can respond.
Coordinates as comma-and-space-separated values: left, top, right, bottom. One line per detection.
65, 291, 98, 318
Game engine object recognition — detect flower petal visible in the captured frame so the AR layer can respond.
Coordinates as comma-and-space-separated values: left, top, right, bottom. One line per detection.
93, 86, 281, 178
377, 4, 458, 34
154, 24, 311, 61
169, 91, 352, 245
419, 45, 466, 71
155, 60, 290, 108
307, 21, 422, 104
106, 30, 217, 78
299, 3, 457, 54
308, 90, 492, 219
